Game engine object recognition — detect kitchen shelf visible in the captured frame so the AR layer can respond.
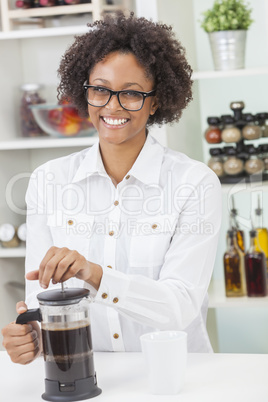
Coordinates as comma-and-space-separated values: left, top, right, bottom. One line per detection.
192, 67, 268, 80
0, 135, 98, 150
0, 24, 90, 40
0, 246, 26, 258
208, 281, 268, 308
0, 0, 126, 32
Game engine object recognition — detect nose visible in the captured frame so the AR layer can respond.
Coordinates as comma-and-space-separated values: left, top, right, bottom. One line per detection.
104, 94, 122, 111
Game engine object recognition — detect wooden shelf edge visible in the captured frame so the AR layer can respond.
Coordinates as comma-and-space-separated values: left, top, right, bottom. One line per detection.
208, 281, 268, 308
0, 246, 26, 258
8, 4, 94, 20
0, 135, 98, 150
0, 24, 90, 40
192, 67, 268, 80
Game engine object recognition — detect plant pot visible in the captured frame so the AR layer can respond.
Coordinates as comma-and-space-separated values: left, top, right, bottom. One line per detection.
208, 30, 247, 71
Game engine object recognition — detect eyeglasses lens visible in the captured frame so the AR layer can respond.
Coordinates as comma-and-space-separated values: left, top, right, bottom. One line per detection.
86, 87, 143, 111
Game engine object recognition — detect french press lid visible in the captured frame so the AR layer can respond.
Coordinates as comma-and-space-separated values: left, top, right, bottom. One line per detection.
37, 287, 89, 306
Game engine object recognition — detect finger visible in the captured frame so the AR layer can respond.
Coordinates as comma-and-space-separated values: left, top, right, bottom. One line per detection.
10, 339, 40, 365
60, 260, 82, 283
16, 301, 28, 314
38, 246, 59, 286
52, 251, 79, 283
2, 323, 33, 338
10, 330, 38, 347
25, 270, 39, 281
40, 248, 72, 288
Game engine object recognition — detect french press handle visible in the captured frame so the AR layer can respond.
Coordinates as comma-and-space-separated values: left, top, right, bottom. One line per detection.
16, 308, 42, 325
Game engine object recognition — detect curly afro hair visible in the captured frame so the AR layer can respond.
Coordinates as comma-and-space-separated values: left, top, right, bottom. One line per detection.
57, 12, 193, 127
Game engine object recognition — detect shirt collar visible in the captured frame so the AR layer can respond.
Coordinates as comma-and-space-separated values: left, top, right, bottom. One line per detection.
71, 139, 106, 183
128, 134, 164, 185
71, 133, 164, 185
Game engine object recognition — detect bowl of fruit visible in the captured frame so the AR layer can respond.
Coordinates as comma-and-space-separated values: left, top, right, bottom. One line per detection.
30, 102, 96, 137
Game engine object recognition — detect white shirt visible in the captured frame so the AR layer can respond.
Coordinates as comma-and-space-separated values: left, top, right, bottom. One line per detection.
25, 133, 222, 353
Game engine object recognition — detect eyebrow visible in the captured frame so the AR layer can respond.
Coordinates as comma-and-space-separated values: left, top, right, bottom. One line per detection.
92, 78, 144, 90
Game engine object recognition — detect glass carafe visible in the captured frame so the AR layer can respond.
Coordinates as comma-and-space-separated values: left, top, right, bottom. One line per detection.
16, 287, 101, 401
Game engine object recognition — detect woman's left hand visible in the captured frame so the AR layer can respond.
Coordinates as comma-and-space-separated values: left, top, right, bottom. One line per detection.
26, 246, 103, 290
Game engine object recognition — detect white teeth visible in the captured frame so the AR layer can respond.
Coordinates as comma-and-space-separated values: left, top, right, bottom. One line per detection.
103, 117, 128, 126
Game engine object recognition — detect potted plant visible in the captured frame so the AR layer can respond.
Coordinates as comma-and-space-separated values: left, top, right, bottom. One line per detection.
200, 0, 254, 71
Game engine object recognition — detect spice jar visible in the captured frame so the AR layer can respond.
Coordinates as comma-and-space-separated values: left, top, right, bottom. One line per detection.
221, 115, 241, 143
259, 144, 268, 173
244, 145, 264, 175
223, 147, 244, 176
242, 113, 262, 140
20, 84, 46, 137
0, 224, 20, 248
256, 112, 268, 137
208, 148, 224, 177
204, 117, 222, 144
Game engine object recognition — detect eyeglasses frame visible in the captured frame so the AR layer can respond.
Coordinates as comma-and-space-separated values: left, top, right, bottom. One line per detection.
83, 83, 156, 112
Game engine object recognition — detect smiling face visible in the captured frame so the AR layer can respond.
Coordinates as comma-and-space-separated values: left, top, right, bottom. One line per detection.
87, 51, 157, 147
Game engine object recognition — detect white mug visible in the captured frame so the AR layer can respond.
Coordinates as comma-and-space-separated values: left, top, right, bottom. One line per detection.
140, 330, 187, 395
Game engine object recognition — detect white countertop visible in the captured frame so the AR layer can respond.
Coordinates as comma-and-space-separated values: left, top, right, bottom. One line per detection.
1, 351, 268, 402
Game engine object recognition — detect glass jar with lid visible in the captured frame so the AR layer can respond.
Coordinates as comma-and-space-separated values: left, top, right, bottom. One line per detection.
204, 117, 222, 144
223, 147, 244, 176
242, 113, 262, 140
258, 144, 268, 174
208, 148, 224, 177
221, 115, 241, 143
255, 112, 268, 137
20, 83, 46, 137
244, 145, 264, 175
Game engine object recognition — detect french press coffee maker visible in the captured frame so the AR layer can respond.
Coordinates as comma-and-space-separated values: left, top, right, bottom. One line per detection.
16, 287, 101, 401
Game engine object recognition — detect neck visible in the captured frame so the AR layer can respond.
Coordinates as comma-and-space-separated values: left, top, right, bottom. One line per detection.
99, 133, 147, 185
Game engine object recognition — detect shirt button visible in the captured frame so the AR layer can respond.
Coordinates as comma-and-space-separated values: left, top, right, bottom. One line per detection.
109, 231, 114, 236
114, 200, 119, 206
102, 293, 108, 299
67, 219, 74, 225
152, 224, 158, 229
113, 297, 119, 304
113, 333, 119, 339
107, 265, 112, 269
125, 175, 130, 180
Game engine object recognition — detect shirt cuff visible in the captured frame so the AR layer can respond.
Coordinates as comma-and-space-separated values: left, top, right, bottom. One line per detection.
94, 266, 131, 306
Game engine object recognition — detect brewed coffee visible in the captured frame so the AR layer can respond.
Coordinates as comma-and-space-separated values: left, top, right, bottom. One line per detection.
42, 320, 94, 383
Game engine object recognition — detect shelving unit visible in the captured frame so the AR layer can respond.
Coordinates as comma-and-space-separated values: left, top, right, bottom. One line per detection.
0, 0, 129, 32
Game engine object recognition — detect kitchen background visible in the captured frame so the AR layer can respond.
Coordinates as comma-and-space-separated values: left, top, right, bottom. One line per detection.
0, 0, 268, 353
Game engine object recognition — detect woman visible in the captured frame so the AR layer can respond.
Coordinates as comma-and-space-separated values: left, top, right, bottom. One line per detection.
2, 12, 221, 364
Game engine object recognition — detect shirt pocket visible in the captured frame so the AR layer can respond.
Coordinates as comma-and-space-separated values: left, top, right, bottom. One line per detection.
129, 214, 177, 277
46, 212, 95, 258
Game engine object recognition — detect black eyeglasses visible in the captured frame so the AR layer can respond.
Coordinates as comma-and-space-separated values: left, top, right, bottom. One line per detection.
83, 83, 156, 112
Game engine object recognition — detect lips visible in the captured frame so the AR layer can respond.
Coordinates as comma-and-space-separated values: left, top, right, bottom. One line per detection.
101, 116, 129, 127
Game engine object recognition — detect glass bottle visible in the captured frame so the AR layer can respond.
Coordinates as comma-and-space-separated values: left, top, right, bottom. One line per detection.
20, 84, 46, 137
254, 196, 268, 275
230, 194, 245, 252
223, 147, 244, 176
245, 230, 267, 297
242, 113, 262, 140
244, 145, 264, 175
204, 117, 222, 144
208, 148, 224, 177
223, 230, 246, 297
221, 115, 241, 143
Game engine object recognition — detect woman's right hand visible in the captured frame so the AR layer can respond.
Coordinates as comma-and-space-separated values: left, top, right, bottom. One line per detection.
1, 301, 41, 365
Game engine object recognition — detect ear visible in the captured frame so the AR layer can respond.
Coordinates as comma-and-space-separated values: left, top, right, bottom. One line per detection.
150, 99, 158, 116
